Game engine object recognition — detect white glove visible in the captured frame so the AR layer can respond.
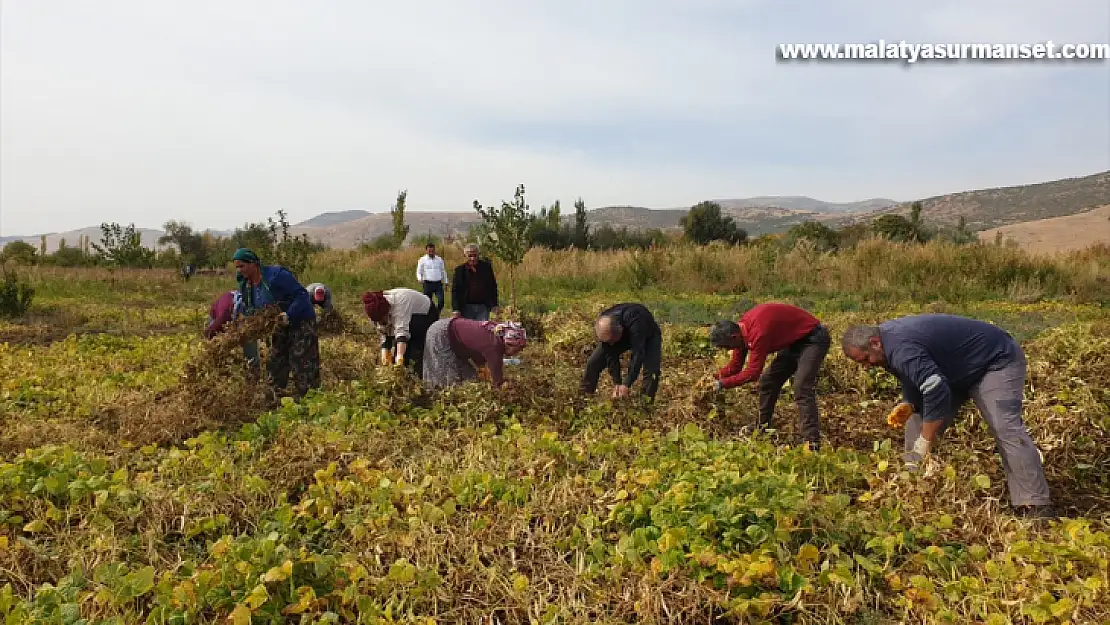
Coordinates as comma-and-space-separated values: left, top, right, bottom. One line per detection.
912, 435, 931, 457
906, 435, 931, 472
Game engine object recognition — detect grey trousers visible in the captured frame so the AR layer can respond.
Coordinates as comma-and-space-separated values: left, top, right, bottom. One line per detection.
904, 348, 1051, 507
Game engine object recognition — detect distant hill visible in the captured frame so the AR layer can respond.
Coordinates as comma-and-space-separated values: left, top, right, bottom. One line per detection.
0, 227, 169, 254
293, 212, 484, 248
290, 196, 900, 243
294, 210, 371, 229
574, 204, 849, 237
717, 197, 897, 213
978, 204, 1110, 255
834, 170, 1110, 232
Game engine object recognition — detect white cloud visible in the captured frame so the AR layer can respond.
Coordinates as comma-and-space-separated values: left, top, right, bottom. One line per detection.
1, 0, 1108, 235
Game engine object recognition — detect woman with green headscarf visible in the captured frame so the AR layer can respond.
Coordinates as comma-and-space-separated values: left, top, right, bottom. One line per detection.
232, 248, 321, 400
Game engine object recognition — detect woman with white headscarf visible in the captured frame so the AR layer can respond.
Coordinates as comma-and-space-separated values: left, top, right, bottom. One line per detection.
422, 316, 528, 390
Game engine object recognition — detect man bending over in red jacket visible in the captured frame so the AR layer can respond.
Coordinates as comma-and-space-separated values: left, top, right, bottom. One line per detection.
709, 302, 831, 449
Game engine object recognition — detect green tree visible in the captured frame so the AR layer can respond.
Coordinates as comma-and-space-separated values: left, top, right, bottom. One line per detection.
392, 190, 410, 246
1, 241, 38, 265
871, 214, 915, 242
573, 197, 590, 249
786, 221, 840, 252
472, 183, 532, 312
91, 223, 155, 267
680, 201, 747, 245
159, 220, 209, 267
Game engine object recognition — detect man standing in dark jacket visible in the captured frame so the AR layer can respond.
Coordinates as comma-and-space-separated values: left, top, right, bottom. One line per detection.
451, 243, 499, 321
580, 303, 662, 401
842, 314, 1055, 519
708, 302, 831, 449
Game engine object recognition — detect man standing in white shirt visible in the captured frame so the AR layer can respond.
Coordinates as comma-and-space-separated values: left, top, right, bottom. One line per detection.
416, 242, 448, 312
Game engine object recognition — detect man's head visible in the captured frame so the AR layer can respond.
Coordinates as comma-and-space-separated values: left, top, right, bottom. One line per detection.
464, 244, 480, 267
595, 315, 623, 344
312, 286, 327, 305
708, 320, 746, 350
841, 324, 886, 367
426, 243, 436, 257
232, 248, 261, 283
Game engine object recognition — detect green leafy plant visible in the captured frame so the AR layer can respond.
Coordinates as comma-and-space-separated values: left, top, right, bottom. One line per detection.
0, 267, 34, 319
472, 183, 533, 311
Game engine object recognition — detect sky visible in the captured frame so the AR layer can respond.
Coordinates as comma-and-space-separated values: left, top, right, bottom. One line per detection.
1, 0, 1108, 237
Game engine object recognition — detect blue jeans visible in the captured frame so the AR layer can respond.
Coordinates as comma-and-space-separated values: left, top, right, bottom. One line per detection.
461, 304, 490, 321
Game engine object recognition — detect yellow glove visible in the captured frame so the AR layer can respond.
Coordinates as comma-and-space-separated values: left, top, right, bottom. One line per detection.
887, 402, 914, 427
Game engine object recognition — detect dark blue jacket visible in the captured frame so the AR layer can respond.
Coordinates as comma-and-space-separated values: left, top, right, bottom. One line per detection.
238, 265, 315, 327
879, 314, 1020, 423
598, 303, 661, 387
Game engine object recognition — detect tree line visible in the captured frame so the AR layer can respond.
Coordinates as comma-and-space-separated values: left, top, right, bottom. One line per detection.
1, 194, 980, 278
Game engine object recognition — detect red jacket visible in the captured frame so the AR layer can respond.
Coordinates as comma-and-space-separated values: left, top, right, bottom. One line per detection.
716, 303, 820, 389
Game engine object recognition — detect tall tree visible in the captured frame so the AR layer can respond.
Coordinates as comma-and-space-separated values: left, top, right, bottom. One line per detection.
392, 190, 410, 246
573, 197, 590, 249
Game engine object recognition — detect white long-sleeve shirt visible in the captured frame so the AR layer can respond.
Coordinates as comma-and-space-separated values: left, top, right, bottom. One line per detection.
416, 254, 448, 284
378, 288, 433, 340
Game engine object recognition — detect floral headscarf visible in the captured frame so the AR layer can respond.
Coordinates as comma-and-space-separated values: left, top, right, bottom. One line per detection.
485, 321, 528, 349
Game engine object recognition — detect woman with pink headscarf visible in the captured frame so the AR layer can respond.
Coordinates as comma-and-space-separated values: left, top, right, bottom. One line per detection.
421, 315, 528, 390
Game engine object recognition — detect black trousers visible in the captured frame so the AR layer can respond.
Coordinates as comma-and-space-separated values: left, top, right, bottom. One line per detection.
580, 331, 663, 400
422, 280, 446, 311
757, 323, 830, 446
381, 308, 440, 374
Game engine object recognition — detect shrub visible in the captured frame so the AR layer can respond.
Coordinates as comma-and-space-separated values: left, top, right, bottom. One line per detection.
0, 269, 34, 318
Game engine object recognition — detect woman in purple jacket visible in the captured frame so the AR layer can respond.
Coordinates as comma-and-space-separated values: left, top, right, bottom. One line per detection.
421, 316, 528, 390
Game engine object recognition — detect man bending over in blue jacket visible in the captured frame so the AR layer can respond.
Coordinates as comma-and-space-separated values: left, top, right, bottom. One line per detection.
842, 314, 1055, 520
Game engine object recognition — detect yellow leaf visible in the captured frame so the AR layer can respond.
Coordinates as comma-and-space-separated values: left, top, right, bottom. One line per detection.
22, 520, 46, 533
261, 560, 293, 583
0, 536, 8, 549
796, 544, 819, 569
228, 605, 252, 625
512, 573, 529, 593
245, 584, 269, 609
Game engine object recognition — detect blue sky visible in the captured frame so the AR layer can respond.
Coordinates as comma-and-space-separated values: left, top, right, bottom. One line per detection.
1, 0, 1108, 236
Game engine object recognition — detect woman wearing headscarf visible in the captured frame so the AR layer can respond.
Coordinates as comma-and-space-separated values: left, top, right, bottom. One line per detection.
422, 316, 528, 390
232, 248, 320, 399
361, 287, 439, 373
